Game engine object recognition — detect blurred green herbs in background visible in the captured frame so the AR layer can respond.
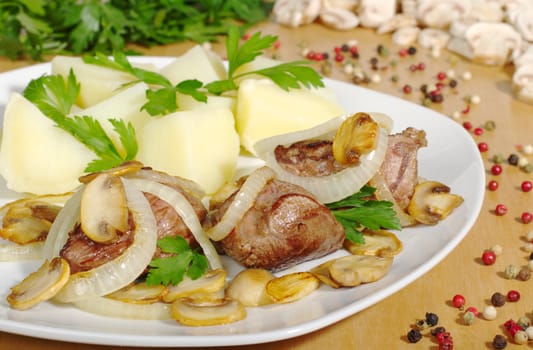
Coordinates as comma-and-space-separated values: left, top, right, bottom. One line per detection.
0, 0, 273, 61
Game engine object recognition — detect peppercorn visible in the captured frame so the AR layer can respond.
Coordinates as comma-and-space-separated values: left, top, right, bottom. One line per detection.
492, 334, 507, 349
529, 252, 533, 260
426, 312, 439, 327
407, 328, 422, 343
517, 267, 531, 281
449, 79, 458, 88
463, 310, 476, 325
504, 265, 519, 279
492, 154, 506, 164
491, 292, 506, 307
515, 330, 528, 344
407, 46, 417, 55
484, 120, 496, 131
508, 153, 519, 166
522, 163, 533, 173
517, 316, 531, 329
431, 326, 446, 336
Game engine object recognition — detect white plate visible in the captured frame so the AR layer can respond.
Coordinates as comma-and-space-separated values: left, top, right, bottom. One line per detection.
0, 57, 485, 347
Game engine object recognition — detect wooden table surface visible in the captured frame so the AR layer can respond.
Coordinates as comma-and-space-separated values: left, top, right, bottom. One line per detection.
1, 21, 533, 349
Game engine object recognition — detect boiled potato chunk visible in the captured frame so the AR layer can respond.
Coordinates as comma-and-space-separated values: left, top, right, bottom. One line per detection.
51, 56, 137, 108
159, 45, 227, 85
177, 94, 236, 112
0, 93, 95, 195
75, 83, 151, 156
235, 79, 346, 154
136, 107, 240, 194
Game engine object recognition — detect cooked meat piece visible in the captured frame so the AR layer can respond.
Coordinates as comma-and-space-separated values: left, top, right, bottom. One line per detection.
378, 127, 427, 210
60, 221, 134, 274
212, 179, 345, 271
274, 140, 348, 177
60, 179, 207, 274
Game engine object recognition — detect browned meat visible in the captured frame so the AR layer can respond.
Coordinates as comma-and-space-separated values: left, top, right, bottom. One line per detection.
378, 127, 427, 210
274, 140, 347, 177
60, 221, 134, 274
212, 179, 345, 271
60, 178, 207, 274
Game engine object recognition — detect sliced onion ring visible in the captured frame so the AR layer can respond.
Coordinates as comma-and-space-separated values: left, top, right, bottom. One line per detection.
124, 178, 222, 270
73, 296, 171, 320
0, 242, 44, 261
53, 180, 158, 303
206, 166, 275, 241
262, 127, 388, 204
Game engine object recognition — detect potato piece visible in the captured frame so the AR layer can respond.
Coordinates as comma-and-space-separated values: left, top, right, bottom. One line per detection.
177, 94, 236, 113
159, 45, 227, 85
0, 93, 95, 194
51, 56, 137, 108
235, 79, 345, 154
75, 83, 152, 155
136, 107, 240, 194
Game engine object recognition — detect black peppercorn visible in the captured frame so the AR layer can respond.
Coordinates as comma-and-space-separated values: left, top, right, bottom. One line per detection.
407, 46, 417, 55
431, 326, 446, 336
529, 252, 533, 260
508, 153, 519, 166
449, 79, 458, 88
425, 312, 439, 327
341, 44, 349, 52
491, 292, 506, 307
407, 329, 422, 343
492, 334, 507, 349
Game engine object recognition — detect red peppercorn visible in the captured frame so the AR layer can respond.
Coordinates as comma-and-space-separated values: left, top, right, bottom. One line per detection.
437, 71, 447, 80
465, 306, 478, 316
463, 121, 473, 131
478, 142, 489, 152
507, 290, 520, 302
462, 105, 471, 114
436, 331, 452, 344
399, 48, 408, 57
521, 180, 532, 192
403, 84, 412, 94
306, 51, 316, 60
273, 41, 281, 49
488, 180, 499, 191
522, 212, 533, 224
452, 294, 465, 309
439, 338, 454, 350
334, 53, 344, 62
473, 127, 483, 136
417, 62, 425, 70
495, 204, 508, 216
482, 250, 496, 265
409, 64, 418, 72
334, 46, 342, 54
491, 164, 503, 175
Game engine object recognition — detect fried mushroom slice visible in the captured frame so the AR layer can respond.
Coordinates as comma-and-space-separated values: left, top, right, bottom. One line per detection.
343, 229, 403, 258
162, 269, 227, 303
171, 297, 246, 326
265, 272, 320, 304
407, 181, 464, 225
7, 257, 70, 310
328, 255, 393, 287
226, 268, 275, 307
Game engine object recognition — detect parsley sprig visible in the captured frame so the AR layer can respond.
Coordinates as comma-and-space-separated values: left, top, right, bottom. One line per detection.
23, 69, 138, 172
83, 25, 324, 116
326, 185, 402, 244
146, 236, 208, 286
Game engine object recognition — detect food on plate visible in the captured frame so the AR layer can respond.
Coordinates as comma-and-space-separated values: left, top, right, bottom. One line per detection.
0, 28, 465, 327
207, 169, 345, 271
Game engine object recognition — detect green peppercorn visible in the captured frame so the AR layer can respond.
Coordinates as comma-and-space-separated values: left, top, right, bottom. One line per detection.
484, 120, 496, 131
508, 153, 519, 166
407, 328, 422, 343
491, 292, 506, 307
504, 264, 519, 279
492, 334, 507, 349
517, 316, 531, 329
425, 312, 439, 327
463, 310, 476, 325
492, 154, 506, 164
390, 74, 399, 83
522, 163, 533, 173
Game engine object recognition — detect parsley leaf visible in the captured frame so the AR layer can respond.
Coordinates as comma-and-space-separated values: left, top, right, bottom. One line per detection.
23, 70, 138, 173
146, 236, 208, 286
327, 185, 402, 244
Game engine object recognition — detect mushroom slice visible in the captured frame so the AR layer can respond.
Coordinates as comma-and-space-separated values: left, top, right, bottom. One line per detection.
7, 257, 70, 310
162, 269, 226, 303
328, 255, 393, 287
343, 229, 403, 257
332, 112, 379, 165
226, 268, 275, 307
407, 181, 464, 225
171, 297, 246, 326
265, 272, 320, 304
78, 160, 144, 184
80, 172, 128, 243
106, 282, 167, 304
310, 260, 342, 289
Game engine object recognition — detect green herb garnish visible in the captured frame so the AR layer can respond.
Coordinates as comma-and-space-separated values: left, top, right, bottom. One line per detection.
1, 0, 273, 61
82, 25, 324, 116
146, 236, 208, 286
23, 69, 138, 172
327, 185, 402, 244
